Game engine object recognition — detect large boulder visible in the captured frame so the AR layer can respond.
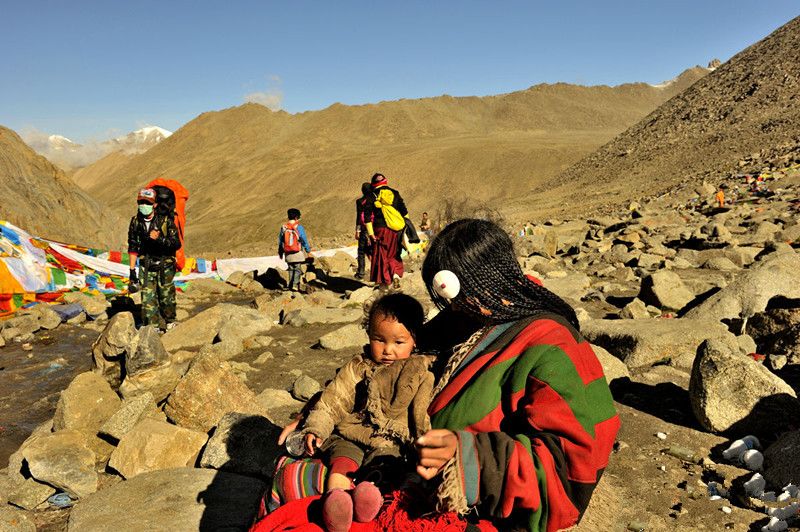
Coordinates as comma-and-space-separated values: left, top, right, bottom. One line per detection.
108, 419, 208, 479
21, 430, 97, 499
318, 323, 367, 350
542, 273, 592, 302
7, 478, 56, 510
35, 305, 63, 330
316, 252, 356, 276
763, 429, 800, 490
53, 372, 121, 436
638, 271, 695, 311
689, 338, 800, 434
283, 307, 362, 327
581, 318, 736, 369
215, 307, 273, 344
67, 468, 265, 532
91, 312, 137, 388
160, 304, 227, 351
590, 344, 630, 382
119, 361, 185, 403
0, 507, 36, 532
200, 413, 282, 477
685, 252, 800, 322
61, 292, 109, 319
125, 325, 170, 376
164, 354, 270, 432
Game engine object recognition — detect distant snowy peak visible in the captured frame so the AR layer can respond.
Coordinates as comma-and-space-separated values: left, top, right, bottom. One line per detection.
650, 65, 713, 89
46, 134, 79, 150
111, 126, 172, 153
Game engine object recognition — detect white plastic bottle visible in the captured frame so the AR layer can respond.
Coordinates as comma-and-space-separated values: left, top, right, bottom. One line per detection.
722, 435, 761, 461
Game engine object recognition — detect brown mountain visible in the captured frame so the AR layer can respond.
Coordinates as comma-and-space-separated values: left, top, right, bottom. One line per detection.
0, 126, 121, 248
529, 16, 800, 219
76, 68, 707, 253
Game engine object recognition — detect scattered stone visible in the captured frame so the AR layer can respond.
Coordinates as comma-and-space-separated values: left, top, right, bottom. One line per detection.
7, 478, 56, 510
91, 312, 136, 388
119, 361, 184, 403
67, 468, 265, 532
164, 353, 270, 432
656, 432, 667, 440
53, 372, 121, 433
253, 351, 274, 365
243, 335, 273, 349
108, 418, 208, 479
291, 374, 321, 401
541, 273, 591, 301
125, 325, 170, 377
620, 298, 650, 319
689, 338, 800, 434
36, 305, 63, 330
183, 278, 240, 296
639, 271, 695, 311
161, 304, 227, 351
216, 308, 273, 344
22, 430, 97, 499
316, 252, 356, 276
200, 413, 282, 477
347, 286, 376, 305
768, 354, 788, 371
283, 307, 362, 327
318, 323, 367, 350
225, 270, 253, 288
256, 388, 305, 414
0, 506, 36, 532
61, 292, 109, 318
198, 340, 244, 362
100, 392, 161, 441
703, 257, 739, 271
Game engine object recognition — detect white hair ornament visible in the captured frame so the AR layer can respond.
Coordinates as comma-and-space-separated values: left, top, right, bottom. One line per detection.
432, 270, 460, 301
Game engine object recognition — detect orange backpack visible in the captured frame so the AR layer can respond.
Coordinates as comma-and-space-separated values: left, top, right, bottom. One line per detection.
147, 178, 189, 270
282, 222, 302, 254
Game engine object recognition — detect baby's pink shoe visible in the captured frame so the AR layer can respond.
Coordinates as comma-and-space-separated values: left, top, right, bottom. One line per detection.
322, 489, 353, 532
352, 482, 383, 523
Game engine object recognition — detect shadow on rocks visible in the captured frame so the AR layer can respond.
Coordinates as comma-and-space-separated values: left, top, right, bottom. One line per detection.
609, 378, 704, 430
108, 295, 142, 325
309, 266, 367, 294
197, 414, 282, 531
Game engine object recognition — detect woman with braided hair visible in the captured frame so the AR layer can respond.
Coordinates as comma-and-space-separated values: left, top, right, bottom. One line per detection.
257, 219, 618, 531
411, 218, 619, 531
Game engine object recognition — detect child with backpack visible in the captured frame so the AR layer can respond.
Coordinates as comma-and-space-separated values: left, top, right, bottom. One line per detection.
278, 208, 312, 292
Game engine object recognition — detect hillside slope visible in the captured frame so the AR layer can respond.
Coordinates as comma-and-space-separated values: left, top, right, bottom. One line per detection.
0, 126, 122, 248
527, 16, 800, 219
78, 69, 707, 253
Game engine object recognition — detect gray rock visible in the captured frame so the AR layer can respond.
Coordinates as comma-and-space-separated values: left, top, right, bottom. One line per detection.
541, 273, 591, 302
590, 344, 630, 382
67, 468, 265, 532
316, 252, 356, 275
0, 506, 36, 532
119, 361, 184, 403
91, 312, 137, 388
636, 253, 663, 270
581, 318, 736, 369
735, 334, 757, 356
620, 298, 650, 320
685, 253, 800, 322
22, 430, 97, 499
318, 323, 367, 350
200, 413, 282, 477
161, 304, 227, 351
283, 307, 362, 327
36, 305, 63, 330
253, 292, 309, 322
639, 270, 695, 311
182, 278, 240, 296
689, 338, 800, 434
216, 308, 273, 344
108, 419, 208, 479
702, 257, 739, 271
164, 353, 270, 432
100, 392, 160, 441
126, 325, 170, 377
198, 340, 244, 362
7, 478, 56, 510
291, 374, 321, 401
53, 372, 121, 435
763, 429, 800, 490
4, 315, 40, 336
1, 327, 22, 343
61, 292, 109, 318
256, 388, 305, 413
768, 354, 788, 371
224, 270, 253, 288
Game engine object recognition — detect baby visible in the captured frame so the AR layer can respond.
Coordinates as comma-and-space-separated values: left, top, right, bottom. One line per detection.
301, 292, 434, 532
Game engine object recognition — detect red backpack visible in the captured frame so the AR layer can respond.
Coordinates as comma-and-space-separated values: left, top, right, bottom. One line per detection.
282, 222, 302, 254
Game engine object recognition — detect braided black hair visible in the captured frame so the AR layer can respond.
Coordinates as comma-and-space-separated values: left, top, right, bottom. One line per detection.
422, 219, 580, 329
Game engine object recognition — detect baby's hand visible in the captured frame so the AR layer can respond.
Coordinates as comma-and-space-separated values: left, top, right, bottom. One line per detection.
304, 433, 323, 456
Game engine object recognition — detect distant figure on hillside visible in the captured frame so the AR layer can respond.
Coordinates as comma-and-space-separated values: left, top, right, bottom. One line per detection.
716, 188, 726, 208
279, 208, 312, 292
128, 187, 181, 331
418, 212, 431, 237
354, 182, 373, 280
364, 173, 408, 290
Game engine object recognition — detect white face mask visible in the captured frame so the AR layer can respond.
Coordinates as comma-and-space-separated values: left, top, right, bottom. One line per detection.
138, 204, 154, 216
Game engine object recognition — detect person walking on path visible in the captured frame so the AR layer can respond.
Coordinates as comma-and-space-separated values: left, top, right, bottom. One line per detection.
716, 187, 726, 208
128, 187, 181, 330
354, 182, 373, 280
279, 208, 312, 292
363, 173, 407, 290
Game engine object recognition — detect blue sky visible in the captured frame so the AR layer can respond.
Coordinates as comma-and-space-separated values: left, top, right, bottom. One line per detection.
1, 1, 797, 143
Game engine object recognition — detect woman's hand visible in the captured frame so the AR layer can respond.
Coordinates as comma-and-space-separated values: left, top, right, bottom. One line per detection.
304, 433, 323, 456
277, 419, 299, 445
415, 429, 458, 480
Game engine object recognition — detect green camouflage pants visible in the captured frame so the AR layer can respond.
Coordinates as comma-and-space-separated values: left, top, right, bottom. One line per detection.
140, 262, 176, 328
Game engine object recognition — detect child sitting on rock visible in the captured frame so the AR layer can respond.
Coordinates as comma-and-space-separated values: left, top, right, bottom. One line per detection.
301, 293, 434, 532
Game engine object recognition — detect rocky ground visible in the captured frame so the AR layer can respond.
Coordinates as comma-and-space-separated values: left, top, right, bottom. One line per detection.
0, 169, 799, 531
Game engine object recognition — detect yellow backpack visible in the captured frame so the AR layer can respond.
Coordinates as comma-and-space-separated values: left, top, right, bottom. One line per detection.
374, 188, 406, 231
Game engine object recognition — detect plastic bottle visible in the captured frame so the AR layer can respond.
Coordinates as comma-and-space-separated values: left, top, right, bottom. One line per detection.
741, 449, 764, 471
761, 517, 788, 532
783, 484, 799, 498
767, 502, 800, 520
744, 473, 766, 497
722, 435, 761, 461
